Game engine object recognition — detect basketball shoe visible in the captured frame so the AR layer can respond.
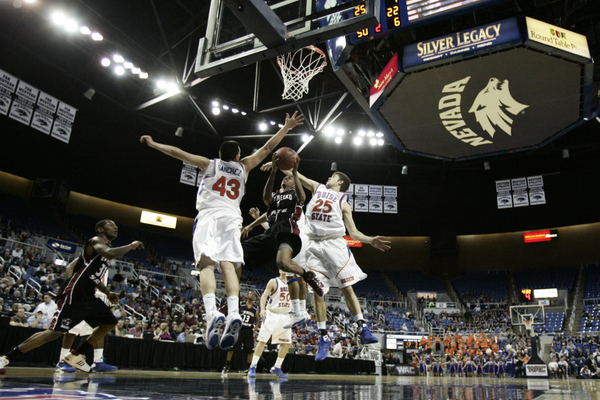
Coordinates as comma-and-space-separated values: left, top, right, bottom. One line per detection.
91, 358, 118, 372
0, 355, 9, 375
248, 366, 257, 378
220, 312, 242, 350
55, 361, 76, 373
283, 310, 309, 330
204, 310, 225, 350
270, 366, 288, 379
315, 335, 331, 361
64, 353, 91, 373
302, 271, 324, 297
221, 364, 230, 376
358, 325, 378, 344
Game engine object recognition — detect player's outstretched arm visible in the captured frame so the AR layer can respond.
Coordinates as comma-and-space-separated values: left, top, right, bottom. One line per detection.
96, 281, 119, 303
263, 153, 279, 206
241, 212, 268, 239
140, 135, 210, 172
341, 203, 391, 252
241, 111, 304, 173
291, 155, 306, 204
90, 237, 145, 260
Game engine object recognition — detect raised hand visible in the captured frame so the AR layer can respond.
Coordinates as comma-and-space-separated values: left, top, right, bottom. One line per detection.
370, 236, 391, 252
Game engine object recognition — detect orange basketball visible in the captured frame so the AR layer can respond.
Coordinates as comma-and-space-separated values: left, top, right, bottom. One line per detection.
275, 147, 296, 170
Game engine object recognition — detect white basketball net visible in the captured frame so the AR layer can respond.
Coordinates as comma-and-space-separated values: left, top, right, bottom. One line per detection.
277, 46, 327, 101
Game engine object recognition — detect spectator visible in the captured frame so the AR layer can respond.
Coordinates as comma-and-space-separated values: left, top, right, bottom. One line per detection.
114, 319, 128, 337
129, 322, 144, 338
10, 307, 28, 327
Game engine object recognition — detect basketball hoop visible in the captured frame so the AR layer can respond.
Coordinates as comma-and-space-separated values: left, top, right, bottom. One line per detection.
277, 46, 327, 101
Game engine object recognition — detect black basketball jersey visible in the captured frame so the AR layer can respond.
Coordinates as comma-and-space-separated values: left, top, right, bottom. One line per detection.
239, 300, 257, 329
58, 239, 110, 305
266, 188, 302, 234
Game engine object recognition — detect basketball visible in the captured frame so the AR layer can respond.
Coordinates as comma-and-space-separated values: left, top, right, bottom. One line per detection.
275, 147, 296, 170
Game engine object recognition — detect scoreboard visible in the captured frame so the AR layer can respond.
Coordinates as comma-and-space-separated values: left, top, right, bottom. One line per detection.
349, 0, 510, 45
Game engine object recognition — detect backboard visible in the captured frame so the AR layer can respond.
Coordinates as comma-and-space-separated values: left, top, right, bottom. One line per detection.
195, 0, 379, 77
510, 305, 545, 326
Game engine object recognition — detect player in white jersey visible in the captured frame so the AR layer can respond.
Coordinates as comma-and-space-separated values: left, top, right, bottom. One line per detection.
279, 169, 390, 361
248, 271, 292, 379
140, 112, 303, 351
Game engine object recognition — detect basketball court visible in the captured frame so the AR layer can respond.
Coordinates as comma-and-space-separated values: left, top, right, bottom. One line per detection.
1, 368, 598, 400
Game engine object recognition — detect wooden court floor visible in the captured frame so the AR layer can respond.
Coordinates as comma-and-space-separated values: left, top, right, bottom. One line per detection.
0, 368, 599, 400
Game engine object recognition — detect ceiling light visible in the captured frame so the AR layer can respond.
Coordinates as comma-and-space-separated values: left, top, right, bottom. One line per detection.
376, 132, 383, 138
231, 108, 239, 113
336, 129, 344, 136
222, 105, 229, 110
131, 67, 141, 74
212, 107, 221, 115
51, 12, 66, 25
100, 58, 111, 67
156, 80, 167, 89
91, 32, 103, 41
369, 138, 377, 146
353, 137, 363, 145
123, 62, 133, 69
323, 126, 334, 136
334, 137, 342, 144
358, 130, 366, 136
302, 134, 311, 142
115, 66, 125, 75
367, 131, 375, 137
270, 121, 276, 125
259, 122, 268, 131
79, 26, 91, 35
166, 83, 180, 93
212, 101, 219, 106
113, 54, 124, 63
241, 111, 247, 116
377, 139, 384, 146
65, 19, 78, 32
24, 0, 35, 3
278, 123, 284, 128
139, 72, 148, 79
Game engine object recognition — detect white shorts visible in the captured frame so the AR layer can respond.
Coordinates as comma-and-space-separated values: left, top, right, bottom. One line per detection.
287, 229, 309, 279
68, 321, 93, 336
305, 237, 367, 290
193, 208, 244, 269
257, 311, 292, 344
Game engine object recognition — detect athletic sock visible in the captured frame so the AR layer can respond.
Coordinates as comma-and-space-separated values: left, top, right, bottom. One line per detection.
227, 296, 239, 315
73, 340, 93, 356
5, 347, 23, 361
60, 347, 70, 362
274, 357, 285, 368
291, 299, 300, 313
299, 300, 306, 312
94, 349, 104, 363
353, 314, 364, 324
317, 321, 326, 330
251, 355, 260, 368
203, 293, 217, 313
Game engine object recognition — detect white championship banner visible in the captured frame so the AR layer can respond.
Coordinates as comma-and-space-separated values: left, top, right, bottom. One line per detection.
0, 69, 18, 116
50, 101, 77, 143
180, 161, 197, 186
9, 80, 39, 126
31, 91, 59, 135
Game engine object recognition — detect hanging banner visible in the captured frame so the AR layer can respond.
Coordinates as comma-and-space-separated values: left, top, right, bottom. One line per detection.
354, 195, 369, 212
384, 186, 397, 198
369, 198, 383, 213
496, 179, 512, 209
0, 69, 18, 116
50, 102, 77, 143
384, 198, 398, 214
346, 183, 354, 195
368, 185, 383, 198
354, 184, 369, 196
527, 175, 546, 205
9, 80, 39, 126
31, 92, 59, 135
511, 177, 529, 207
180, 162, 197, 186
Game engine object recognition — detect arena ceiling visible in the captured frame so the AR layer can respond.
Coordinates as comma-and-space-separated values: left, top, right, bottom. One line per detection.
1, 0, 600, 236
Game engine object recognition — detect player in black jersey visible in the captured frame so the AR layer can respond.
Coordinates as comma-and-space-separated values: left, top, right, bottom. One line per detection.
222, 290, 258, 375
240, 153, 323, 296
0, 219, 144, 374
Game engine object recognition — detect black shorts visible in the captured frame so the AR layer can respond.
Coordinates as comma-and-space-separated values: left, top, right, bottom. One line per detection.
232, 328, 255, 353
243, 224, 301, 272
49, 298, 117, 332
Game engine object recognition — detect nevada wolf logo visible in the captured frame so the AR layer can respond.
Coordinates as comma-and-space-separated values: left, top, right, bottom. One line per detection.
468, 78, 529, 138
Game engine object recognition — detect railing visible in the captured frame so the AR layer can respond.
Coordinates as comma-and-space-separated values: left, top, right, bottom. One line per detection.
124, 304, 146, 322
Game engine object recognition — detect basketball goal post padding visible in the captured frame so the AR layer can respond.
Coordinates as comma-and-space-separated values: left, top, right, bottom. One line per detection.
519, 314, 548, 377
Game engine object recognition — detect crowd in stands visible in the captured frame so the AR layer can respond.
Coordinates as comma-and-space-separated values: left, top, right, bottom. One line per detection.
549, 332, 600, 378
